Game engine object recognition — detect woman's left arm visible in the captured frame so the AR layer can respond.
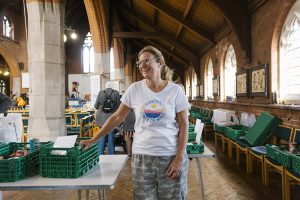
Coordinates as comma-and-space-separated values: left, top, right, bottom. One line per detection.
167, 108, 189, 179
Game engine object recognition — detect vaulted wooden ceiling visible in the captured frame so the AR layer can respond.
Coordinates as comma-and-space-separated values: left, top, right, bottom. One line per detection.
112, 0, 269, 77
1, 0, 269, 79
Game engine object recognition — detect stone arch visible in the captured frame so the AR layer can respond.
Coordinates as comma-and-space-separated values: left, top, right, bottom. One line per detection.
0, 45, 21, 95
84, 0, 109, 54
204, 57, 213, 99
218, 41, 232, 100
271, 0, 295, 92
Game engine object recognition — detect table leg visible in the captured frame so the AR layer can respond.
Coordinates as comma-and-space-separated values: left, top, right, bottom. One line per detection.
103, 190, 106, 200
86, 190, 89, 200
78, 190, 82, 200
195, 158, 205, 200
97, 189, 106, 200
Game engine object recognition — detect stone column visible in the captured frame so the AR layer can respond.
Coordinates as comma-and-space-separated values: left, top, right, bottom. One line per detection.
26, 0, 66, 138
94, 52, 110, 90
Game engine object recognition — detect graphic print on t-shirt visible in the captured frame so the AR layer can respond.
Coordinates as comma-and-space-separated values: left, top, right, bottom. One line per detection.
141, 99, 166, 122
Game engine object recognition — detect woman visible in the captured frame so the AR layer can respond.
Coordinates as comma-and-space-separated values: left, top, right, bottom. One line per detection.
81, 46, 189, 199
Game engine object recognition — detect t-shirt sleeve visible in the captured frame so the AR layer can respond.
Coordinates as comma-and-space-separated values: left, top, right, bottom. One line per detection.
121, 84, 134, 108
175, 86, 190, 113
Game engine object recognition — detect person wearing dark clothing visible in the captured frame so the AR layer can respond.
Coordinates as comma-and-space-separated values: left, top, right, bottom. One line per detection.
94, 85, 120, 154
123, 111, 135, 157
0, 92, 13, 113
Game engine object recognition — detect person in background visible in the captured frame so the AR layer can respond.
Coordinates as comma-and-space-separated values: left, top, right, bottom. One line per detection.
81, 45, 189, 199
0, 92, 13, 113
16, 94, 26, 109
122, 110, 135, 157
94, 82, 120, 154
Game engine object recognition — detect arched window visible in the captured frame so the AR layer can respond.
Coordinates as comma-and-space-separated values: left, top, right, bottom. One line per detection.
207, 59, 213, 99
82, 32, 94, 73
224, 45, 237, 99
280, 12, 300, 103
186, 75, 190, 97
191, 71, 197, 98
2, 16, 13, 39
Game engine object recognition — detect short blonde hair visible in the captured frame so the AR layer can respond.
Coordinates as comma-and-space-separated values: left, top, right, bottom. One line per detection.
138, 46, 174, 81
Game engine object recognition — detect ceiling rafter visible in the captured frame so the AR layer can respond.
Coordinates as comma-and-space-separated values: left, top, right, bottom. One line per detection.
168, 0, 195, 60
152, 9, 158, 25
118, 6, 199, 64
211, 0, 252, 62
145, 0, 215, 44
113, 31, 165, 39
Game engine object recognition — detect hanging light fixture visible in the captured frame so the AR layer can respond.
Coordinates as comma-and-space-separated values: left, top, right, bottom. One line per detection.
64, 25, 77, 42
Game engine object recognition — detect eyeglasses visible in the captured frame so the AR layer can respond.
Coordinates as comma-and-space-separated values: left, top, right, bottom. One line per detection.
136, 57, 158, 67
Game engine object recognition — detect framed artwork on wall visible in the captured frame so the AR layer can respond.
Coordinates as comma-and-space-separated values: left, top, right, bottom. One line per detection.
250, 64, 269, 97
212, 76, 219, 96
236, 69, 249, 97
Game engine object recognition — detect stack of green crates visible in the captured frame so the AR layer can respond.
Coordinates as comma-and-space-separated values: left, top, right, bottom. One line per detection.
291, 154, 300, 174
244, 112, 280, 146
0, 142, 42, 182
39, 141, 99, 178
266, 144, 294, 168
224, 125, 249, 141
188, 123, 196, 142
187, 143, 204, 154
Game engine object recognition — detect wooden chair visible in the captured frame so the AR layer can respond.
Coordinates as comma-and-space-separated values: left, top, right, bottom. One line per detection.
249, 125, 293, 184
235, 112, 279, 172
284, 129, 300, 200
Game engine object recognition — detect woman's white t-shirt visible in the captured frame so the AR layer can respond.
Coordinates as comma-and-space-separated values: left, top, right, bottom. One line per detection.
121, 79, 189, 156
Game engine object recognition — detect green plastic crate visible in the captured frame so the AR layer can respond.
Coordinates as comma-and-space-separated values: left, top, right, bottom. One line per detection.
215, 123, 225, 133
188, 132, 197, 143
291, 154, 300, 175
39, 141, 99, 178
0, 142, 40, 182
224, 125, 248, 141
266, 144, 292, 168
187, 143, 204, 154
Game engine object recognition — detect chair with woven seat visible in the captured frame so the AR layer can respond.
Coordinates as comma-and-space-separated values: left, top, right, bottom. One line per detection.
248, 125, 294, 184
235, 112, 280, 172
283, 129, 300, 200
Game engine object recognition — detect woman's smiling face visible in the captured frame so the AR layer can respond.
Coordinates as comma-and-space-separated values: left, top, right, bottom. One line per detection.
138, 51, 161, 80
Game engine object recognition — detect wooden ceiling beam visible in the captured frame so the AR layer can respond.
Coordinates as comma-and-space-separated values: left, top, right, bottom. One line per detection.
118, 3, 200, 78
113, 32, 165, 39
152, 9, 158, 25
145, 0, 215, 44
119, 7, 199, 63
183, 0, 195, 19
211, 0, 252, 62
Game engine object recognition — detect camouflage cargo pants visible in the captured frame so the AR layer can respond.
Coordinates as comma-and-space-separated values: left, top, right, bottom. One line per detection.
132, 154, 189, 200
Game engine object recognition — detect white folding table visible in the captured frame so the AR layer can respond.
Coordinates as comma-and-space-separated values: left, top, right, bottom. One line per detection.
0, 155, 128, 200
188, 144, 215, 200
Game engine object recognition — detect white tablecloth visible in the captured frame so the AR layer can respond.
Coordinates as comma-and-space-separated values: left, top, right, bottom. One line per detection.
211, 109, 235, 124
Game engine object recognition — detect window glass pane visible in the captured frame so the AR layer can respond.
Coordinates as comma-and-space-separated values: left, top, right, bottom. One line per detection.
82, 32, 94, 73
283, 17, 300, 98
3, 16, 12, 38
192, 72, 197, 97
224, 45, 237, 98
207, 59, 213, 98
